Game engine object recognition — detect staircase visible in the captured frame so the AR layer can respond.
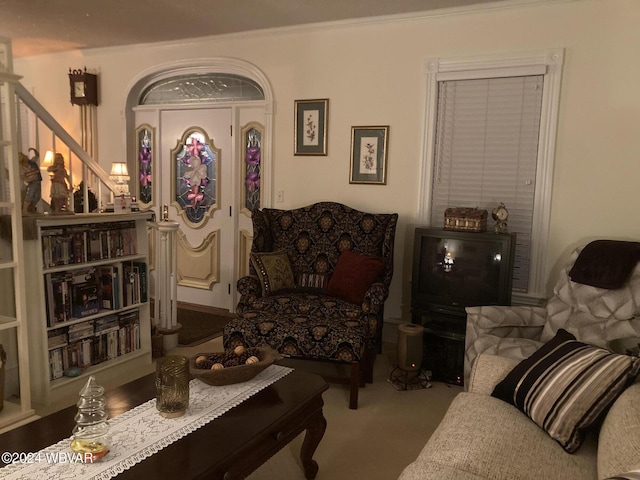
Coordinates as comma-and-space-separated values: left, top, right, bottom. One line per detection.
4, 41, 119, 213
0, 36, 123, 431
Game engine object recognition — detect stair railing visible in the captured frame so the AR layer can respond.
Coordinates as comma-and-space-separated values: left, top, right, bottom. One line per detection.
13, 83, 119, 213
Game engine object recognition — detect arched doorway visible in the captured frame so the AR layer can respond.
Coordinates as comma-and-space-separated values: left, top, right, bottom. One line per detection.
125, 58, 273, 312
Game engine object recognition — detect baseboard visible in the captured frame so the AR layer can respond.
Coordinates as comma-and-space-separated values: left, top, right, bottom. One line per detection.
176, 301, 235, 316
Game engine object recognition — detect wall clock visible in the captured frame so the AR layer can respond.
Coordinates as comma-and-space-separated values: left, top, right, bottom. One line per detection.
68, 68, 98, 106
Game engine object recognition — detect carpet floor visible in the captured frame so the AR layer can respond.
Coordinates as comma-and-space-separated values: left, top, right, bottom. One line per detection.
172, 337, 462, 480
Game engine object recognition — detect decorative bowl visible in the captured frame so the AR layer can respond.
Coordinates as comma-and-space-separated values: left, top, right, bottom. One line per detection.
189, 346, 283, 386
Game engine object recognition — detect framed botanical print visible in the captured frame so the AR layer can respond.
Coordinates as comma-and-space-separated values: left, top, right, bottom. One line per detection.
349, 126, 389, 185
294, 99, 328, 155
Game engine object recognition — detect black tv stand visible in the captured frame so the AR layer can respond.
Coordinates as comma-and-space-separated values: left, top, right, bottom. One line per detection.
410, 227, 516, 386
412, 306, 466, 386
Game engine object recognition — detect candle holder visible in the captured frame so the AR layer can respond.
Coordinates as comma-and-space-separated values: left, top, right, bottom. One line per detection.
156, 355, 190, 418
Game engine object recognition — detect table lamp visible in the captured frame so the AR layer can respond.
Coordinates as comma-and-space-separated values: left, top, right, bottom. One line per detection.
109, 162, 131, 211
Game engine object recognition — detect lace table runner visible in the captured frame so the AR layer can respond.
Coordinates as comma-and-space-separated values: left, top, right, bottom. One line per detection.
3, 365, 293, 480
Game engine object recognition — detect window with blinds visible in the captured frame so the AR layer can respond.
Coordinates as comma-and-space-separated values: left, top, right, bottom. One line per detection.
430, 75, 544, 292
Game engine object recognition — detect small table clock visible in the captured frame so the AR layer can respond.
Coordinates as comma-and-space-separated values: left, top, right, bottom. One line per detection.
68, 68, 98, 106
492, 203, 509, 234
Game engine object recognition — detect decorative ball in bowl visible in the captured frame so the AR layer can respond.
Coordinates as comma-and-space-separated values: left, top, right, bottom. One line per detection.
189, 346, 283, 386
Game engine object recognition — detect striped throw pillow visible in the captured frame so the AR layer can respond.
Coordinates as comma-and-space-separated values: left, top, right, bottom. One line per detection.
297, 273, 329, 290
492, 328, 640, 453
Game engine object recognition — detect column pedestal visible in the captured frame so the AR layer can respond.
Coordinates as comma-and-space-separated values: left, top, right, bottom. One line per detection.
155, 211, 180, 353
157, 324, 182, 352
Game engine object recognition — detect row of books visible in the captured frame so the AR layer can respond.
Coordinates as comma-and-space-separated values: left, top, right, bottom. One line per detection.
48, 310, 141, 381
45, 261, 147, 327
41, 221, 138, 268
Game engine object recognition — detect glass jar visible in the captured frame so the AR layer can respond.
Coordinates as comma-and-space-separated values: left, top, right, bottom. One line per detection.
156, 355, 189, 418
70, 376, 110, 460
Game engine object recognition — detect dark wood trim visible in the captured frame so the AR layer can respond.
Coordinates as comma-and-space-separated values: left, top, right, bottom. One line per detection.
0, 369, 328, 480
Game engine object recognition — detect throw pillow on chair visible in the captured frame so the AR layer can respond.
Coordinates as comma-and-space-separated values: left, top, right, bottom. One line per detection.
326, 250, 385, 304
250, 250, 295, 297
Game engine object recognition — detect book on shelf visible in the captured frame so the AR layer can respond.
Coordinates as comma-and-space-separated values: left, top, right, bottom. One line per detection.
47, 327, 68, 350
97, 264, 119, 310
42, 227, 77, 267
133, 260, 148, 303
71, 268, 100, 318
118, 309, 141, 355
49, 348, 65, 380
121, 221, 138, 256
63, 338, 93, 370
88, 227, 103, 261
122, 261, 147, 307
100, 225, 112, 259
66, 225, 88, 264
94, 313, 119, 333
95, 314, 120, 362
41, 227, 65, 268
41, 221, 139, 269
47, 308, 143, 380
67, 320, 94, 342
94, 327, 120, 363
45, 271, 73, 326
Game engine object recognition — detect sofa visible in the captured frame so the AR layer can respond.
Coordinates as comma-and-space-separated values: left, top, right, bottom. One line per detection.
223, 201, 398, 409
398, 351, 640, 480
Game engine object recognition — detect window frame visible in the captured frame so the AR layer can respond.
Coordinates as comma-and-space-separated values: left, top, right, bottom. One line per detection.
417, 49, 564, 303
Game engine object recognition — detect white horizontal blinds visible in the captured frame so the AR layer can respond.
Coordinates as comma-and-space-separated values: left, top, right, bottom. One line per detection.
430, 75, 544, 292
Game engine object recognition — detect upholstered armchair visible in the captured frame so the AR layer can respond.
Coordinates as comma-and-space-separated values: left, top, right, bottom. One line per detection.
223, 201, 398, 409
464, 240, 640, 388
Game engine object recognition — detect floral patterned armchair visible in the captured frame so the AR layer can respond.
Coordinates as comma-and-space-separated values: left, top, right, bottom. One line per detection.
464, 240, 640, 388
223, 202, 398, 409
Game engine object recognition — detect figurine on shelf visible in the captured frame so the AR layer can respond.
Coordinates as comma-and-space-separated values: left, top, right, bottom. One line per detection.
19, 149, 42, 214
48, 153, 72, 214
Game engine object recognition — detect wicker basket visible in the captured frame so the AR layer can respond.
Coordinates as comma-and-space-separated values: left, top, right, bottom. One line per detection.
189, 346, 282, 386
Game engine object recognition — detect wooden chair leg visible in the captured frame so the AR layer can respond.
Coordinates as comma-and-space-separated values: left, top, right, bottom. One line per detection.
349, 361, 360, 409
365, 347, 376, 384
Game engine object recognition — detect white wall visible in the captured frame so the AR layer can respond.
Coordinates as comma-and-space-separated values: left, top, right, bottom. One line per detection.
14, 0, 640, 322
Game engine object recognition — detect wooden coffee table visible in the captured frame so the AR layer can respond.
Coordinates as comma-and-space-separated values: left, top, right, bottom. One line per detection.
0, 368, 328, 479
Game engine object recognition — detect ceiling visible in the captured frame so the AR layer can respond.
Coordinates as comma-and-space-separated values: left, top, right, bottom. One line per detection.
1, 0, 511, 58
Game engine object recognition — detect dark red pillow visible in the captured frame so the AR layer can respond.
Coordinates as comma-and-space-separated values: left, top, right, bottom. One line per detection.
326, 250, 385, 304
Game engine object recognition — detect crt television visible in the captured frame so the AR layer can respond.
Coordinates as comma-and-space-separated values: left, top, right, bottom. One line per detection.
411, 227, 516, 316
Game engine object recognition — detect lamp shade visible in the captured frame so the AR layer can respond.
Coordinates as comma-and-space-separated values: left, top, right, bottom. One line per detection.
42, 150, 55, 167
110, 162, 129, 178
